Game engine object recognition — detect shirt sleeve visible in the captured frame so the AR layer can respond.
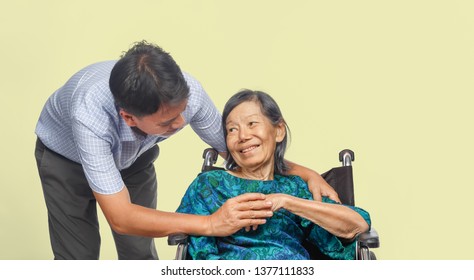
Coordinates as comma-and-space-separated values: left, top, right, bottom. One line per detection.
176, 174, 221, 259
181, 73, 226, 153
72, 108, 124, 195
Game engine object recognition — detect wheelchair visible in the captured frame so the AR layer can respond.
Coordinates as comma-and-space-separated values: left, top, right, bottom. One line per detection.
168, 148, 379, 260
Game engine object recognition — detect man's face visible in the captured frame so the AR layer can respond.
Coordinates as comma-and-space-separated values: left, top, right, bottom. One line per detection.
120, 99, 187, 137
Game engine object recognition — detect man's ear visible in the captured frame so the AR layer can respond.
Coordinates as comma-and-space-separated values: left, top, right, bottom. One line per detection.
119, 109, 137, 127
275, 122, 286, 143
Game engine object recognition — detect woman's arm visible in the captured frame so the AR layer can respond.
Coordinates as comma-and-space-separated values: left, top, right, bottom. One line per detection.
266, 194, 369, 241
285, 160, 340, 203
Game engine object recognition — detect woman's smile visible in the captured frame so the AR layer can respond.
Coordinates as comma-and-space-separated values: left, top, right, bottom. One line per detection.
240, 145, 260, 154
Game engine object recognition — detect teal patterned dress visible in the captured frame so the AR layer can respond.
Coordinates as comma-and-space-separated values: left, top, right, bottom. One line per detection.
176, 170, 371, 260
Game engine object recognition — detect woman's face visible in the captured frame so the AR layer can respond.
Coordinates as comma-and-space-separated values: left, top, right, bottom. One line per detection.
225, 101, 285, 172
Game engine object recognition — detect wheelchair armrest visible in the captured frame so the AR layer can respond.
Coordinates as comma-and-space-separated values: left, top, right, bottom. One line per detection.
167, 233, 189, 246
357, 228, 380, 248
168, 233, 190, 260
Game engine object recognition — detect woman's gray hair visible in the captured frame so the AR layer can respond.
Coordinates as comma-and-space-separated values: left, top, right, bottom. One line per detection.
222, 89, 291, 175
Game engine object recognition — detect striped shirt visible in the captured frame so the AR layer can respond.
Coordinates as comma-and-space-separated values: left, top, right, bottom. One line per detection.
35, 60, 226, 194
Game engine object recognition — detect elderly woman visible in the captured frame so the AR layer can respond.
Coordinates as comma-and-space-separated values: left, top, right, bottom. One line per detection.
177, 90, 371, 260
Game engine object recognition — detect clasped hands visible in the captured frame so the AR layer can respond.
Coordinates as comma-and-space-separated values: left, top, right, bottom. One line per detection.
208, 184, 340, 236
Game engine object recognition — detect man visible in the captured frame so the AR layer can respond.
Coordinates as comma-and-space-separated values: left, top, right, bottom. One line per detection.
34, 41, 338, 260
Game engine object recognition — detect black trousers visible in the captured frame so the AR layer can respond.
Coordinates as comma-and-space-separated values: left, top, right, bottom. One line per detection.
34, 138, 159, 260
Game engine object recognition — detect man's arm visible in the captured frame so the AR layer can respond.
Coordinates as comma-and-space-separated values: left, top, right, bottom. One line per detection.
285, 160, 340, 203
94, 187, 273, 237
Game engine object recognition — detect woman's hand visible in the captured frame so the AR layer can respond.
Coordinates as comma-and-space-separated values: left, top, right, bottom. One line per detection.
207, 193, 273, 236
265, 193, 291, 211
243, 194, 290, 232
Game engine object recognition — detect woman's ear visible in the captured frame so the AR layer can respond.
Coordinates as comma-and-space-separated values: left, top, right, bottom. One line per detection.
119, 109, 138, 127
275, 122, 286, 143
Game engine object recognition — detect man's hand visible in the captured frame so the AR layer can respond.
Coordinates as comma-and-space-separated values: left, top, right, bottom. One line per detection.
307, 175, 341, 203
285, 160, 341, 203
207, 193, 273, 236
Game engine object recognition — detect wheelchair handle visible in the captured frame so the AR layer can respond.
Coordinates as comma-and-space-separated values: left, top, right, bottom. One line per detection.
339, 149, 355, 167
202, 148, 219, 170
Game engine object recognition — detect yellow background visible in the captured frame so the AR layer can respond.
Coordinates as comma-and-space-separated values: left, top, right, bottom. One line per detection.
1, 0, 473, 260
